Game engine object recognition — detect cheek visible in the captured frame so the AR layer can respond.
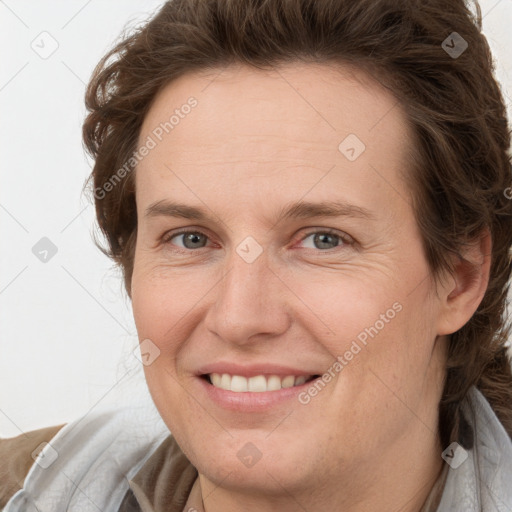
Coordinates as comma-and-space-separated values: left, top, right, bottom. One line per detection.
289, 260, 438, 383
131, 279, 172, 344
131, 268, 201, 426
282, 264, 404, 348
131, 261, 201, 339
130, 260, 221, 377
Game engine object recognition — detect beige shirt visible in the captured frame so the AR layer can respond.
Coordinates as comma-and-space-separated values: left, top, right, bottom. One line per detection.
0, 423, 448, 512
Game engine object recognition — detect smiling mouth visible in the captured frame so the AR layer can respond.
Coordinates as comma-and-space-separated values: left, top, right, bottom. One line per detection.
201, 373, 320, 392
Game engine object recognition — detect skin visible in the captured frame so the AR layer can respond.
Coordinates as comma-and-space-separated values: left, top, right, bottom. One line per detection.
130, 62, 490, 512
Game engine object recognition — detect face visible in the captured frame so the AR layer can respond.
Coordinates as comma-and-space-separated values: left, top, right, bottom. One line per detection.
131, 62, 447, 502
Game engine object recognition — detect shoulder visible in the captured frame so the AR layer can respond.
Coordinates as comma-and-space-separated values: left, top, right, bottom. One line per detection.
3, 404, 170, 512
0, 424, 66, 508
436, 386, 512, 510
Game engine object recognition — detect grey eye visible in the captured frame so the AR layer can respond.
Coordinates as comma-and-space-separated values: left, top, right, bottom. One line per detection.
172, 232, 208, 249
301, 232, 343, 250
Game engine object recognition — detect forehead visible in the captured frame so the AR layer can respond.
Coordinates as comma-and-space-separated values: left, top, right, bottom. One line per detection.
135, 62, 413, 215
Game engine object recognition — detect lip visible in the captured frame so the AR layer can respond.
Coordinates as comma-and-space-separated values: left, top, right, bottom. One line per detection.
196, 373, 321, 412
196, 361, 319, 378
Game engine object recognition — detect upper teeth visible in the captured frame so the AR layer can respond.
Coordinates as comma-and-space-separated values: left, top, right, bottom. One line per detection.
209, 373, 310, 392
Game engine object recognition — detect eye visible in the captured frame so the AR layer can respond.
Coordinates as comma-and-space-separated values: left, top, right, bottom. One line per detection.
163, 230, 210, 250
297, 229, 353, 251
161, 228, 353, 253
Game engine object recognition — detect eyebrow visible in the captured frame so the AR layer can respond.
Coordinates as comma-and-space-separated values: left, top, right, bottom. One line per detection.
144, 199, 375, 223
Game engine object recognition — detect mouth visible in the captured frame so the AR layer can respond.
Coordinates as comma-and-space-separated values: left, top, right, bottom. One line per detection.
201, 373, 320, 392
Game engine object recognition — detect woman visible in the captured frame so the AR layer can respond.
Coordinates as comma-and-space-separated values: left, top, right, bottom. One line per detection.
2, 0, 512, 510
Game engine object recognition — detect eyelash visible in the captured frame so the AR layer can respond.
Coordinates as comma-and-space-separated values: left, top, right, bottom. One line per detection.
161, 228, 354, 253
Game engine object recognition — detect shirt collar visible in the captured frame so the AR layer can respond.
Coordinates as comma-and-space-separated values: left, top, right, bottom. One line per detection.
128, 434, 198, 512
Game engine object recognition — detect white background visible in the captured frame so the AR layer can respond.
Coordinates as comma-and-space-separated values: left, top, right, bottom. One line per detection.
1, 0, 511, 437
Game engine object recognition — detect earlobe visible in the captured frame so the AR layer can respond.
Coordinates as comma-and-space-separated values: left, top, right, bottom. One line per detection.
436, 228, 491, 336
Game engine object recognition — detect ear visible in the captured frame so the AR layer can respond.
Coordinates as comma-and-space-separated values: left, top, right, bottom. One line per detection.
436, 228, 491, 336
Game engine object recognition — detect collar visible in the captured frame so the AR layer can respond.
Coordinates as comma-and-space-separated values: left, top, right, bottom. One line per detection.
435, 386, 512, 511
128, 435, 199, 512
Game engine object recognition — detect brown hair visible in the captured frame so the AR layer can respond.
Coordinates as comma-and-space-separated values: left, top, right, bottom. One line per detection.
82, 0, 512, 450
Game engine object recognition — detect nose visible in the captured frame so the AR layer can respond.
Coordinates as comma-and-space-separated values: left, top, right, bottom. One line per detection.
203, 248, 291, 346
